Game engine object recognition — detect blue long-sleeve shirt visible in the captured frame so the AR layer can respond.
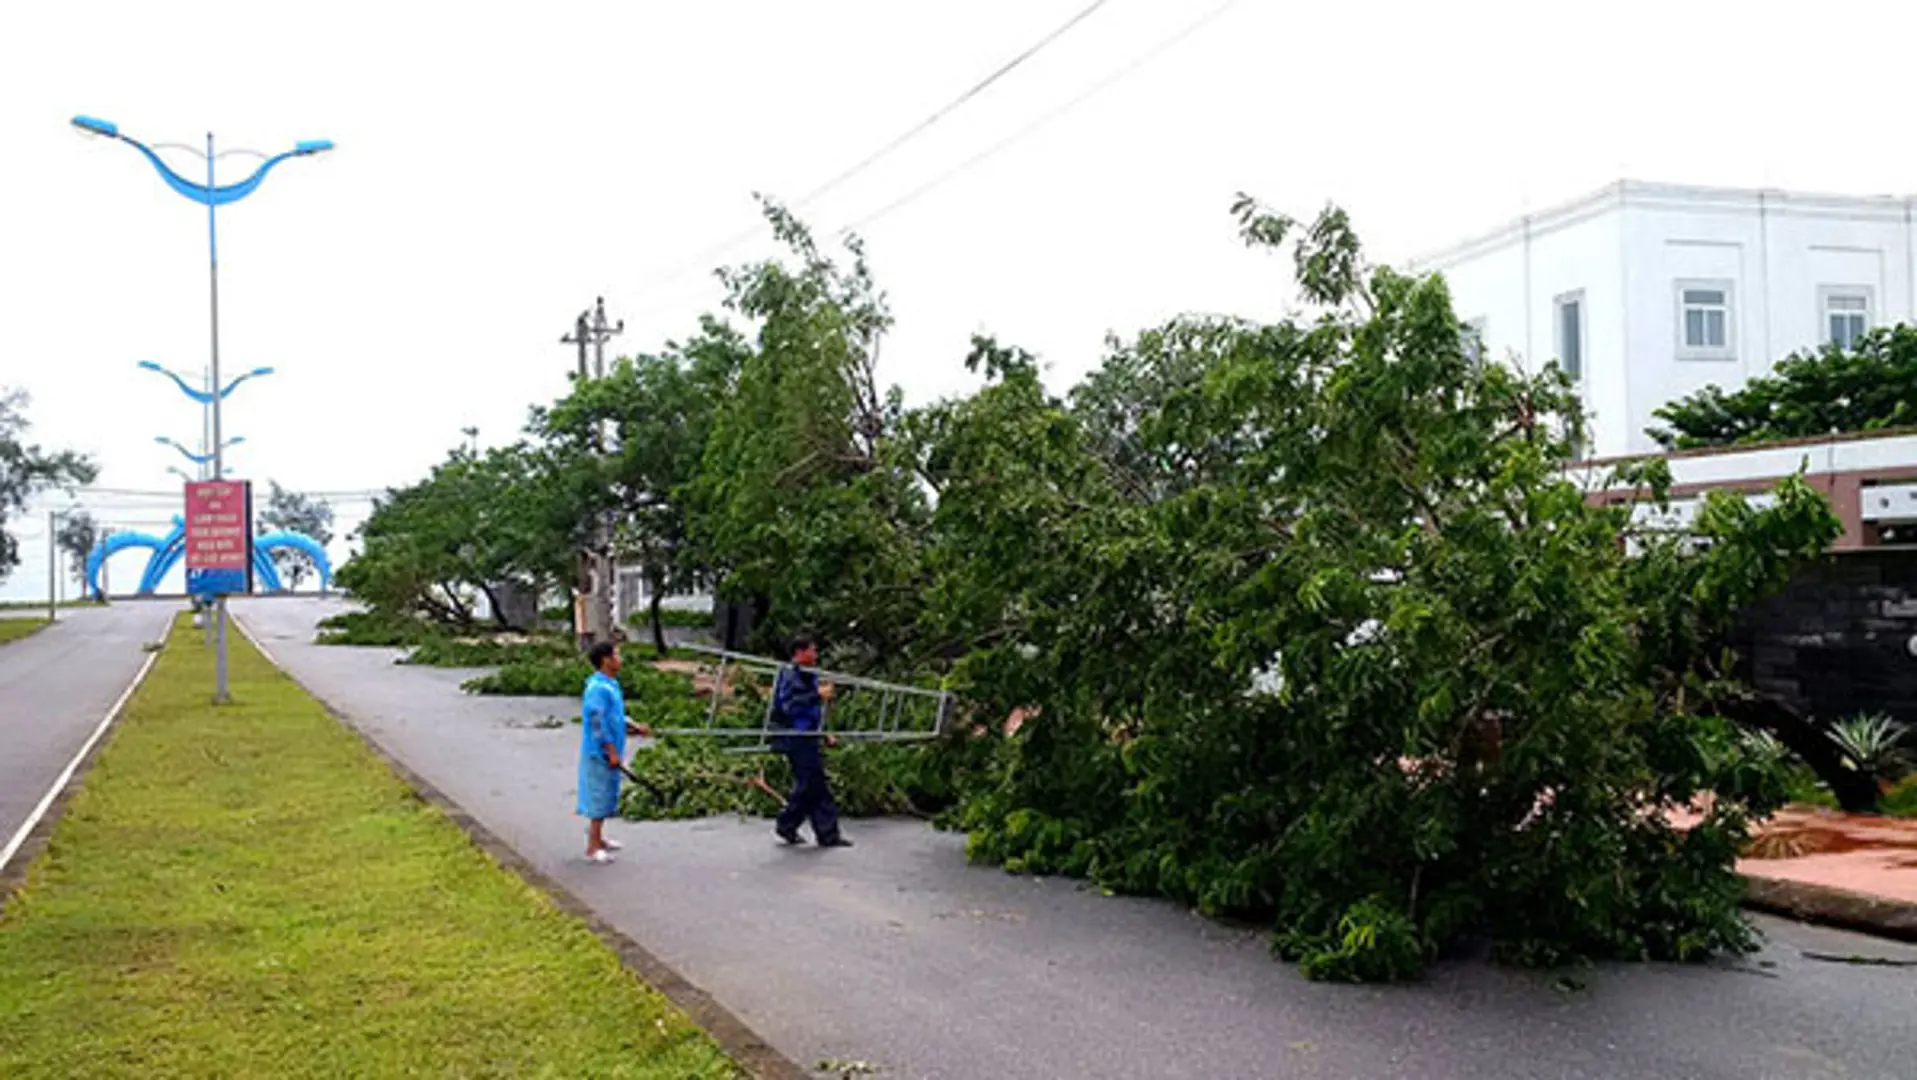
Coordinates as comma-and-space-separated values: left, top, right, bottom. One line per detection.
581, 671, 627, 762
774, 665, 824, 732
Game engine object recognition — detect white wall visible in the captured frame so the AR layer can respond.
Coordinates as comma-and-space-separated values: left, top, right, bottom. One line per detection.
1417, 183, 1917, 461
1423, 195, 1627, 457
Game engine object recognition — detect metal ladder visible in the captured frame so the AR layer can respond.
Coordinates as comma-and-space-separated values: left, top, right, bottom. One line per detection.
649, 644, 954, 753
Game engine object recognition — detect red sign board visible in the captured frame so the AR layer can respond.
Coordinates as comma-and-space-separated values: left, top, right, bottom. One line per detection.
185, 480, 254, 578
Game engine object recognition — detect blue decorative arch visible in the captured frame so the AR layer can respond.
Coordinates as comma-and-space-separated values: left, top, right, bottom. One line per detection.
85, 523, 174, 600
84, 521, 332, 597
254, 531, 333, 590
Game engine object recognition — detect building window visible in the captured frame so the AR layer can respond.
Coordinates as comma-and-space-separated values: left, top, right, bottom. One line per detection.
1820, 286, 1873, 351
1554, 291, 1584, 382
1675, 280, 1734, 360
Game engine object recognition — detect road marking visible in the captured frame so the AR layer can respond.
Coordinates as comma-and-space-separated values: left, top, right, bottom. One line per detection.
230, 610, 277, 666
0, 646, 162, 874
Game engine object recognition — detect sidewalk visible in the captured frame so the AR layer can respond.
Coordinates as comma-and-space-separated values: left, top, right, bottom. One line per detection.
1734, 807, 1917, 941
235, 597, 1917, 1080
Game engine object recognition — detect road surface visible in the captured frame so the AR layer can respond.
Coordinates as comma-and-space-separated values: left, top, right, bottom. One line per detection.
1, 602, 174, 854
237, 597, 1917, 1080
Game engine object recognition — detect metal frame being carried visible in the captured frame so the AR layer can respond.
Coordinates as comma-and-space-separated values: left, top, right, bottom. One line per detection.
650, 644, 953, 753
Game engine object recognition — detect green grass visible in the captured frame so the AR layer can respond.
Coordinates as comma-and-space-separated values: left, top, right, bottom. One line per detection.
0, 618, 50, 645
0, 599, 102, 612
0, 613, 740, 1079
627, 608, 713, 631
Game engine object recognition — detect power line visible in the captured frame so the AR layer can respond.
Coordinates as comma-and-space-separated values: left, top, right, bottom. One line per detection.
634, 0, 1118, 294
794, 0, 1116, 210
66, 486, 386, 500
839, 0, 1248, 235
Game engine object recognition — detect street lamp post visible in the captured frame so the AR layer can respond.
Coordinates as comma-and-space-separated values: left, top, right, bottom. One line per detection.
139, 361, 274, 481
75, 114, 330, 703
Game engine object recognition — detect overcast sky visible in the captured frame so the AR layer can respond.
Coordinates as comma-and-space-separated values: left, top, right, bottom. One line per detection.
5, 0, 1915, 600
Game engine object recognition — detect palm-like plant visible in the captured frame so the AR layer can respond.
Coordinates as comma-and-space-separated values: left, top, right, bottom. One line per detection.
1827, 714, 1911, 780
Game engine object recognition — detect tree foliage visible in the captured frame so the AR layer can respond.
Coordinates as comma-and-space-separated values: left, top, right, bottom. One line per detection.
535, 318, 745, 654
925, 201, 1837, 978
257, 481, 335, 590
1649, 324, 1917, 449
338, 443, 584, 629
53, 509, 97, 590
0, 389, 97, 583
333, 197, 1844, 980
687, 198, 929, 665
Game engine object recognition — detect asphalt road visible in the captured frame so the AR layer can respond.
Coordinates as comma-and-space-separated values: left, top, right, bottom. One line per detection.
0, 602, 175, 852
238, 597, 1917, 1080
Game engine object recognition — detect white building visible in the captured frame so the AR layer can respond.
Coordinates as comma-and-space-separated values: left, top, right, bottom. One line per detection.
1408, 181, 1917, 459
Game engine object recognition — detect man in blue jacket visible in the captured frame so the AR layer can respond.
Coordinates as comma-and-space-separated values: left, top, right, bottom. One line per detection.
772, 634, 851, 848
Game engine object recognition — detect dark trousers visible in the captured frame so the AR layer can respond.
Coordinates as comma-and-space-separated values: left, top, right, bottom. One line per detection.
776, 740, 841, 842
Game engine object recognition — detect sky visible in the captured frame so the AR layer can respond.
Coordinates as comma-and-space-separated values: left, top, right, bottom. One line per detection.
5, 0, 1916, 601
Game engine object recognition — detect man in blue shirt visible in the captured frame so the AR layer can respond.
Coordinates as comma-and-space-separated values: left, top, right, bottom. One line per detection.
578, 641, 649, 863
772, 634, 850, 848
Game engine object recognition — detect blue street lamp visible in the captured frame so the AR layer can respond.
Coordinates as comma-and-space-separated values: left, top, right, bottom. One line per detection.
138, 360, 275, 405
156, 434, 243, 466
76, 113, 332, 703
138, 361, 272, 480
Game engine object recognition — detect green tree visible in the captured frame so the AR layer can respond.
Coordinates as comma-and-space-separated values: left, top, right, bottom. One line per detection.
257, 481, 335, 591
53, 509, 97, 592
0, 389, 96, 582
536, 318, 747, 654
933, 198, 1838, 980
338, 443, 583, 629
688, 198, 929, 665
1649, 324, 1917, 448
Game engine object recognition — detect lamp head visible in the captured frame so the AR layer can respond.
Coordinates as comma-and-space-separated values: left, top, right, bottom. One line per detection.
71, 115, 119, 138
137, 360, 162, 373
294, 140, 334, 156
248, 366, 274, 378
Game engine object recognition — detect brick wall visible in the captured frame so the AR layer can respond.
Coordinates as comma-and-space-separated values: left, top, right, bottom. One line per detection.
1730, 549, 1917, 727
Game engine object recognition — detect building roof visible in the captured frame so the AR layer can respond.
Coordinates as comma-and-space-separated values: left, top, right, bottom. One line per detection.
1570, 426, 1917, 490
1407, 180, 1916, 273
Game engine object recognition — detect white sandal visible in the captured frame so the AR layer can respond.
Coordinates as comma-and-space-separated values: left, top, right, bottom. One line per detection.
589, 848, 616, 864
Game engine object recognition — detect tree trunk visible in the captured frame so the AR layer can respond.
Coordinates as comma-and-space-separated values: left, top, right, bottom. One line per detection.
1719, 693, 1881, 813
480, 583, 514, 631
645, 565, 669, 658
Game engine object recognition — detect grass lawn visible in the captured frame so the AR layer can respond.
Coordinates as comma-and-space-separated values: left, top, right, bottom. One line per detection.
0, 612, 740, 1079
0, 617, 50, 645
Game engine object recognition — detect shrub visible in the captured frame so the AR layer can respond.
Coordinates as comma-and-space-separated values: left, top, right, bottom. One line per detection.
402, 634, 575, 668
315, 610, 435, 647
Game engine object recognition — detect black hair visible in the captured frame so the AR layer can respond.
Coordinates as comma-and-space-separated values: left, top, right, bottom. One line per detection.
587, 641, 619, 671
787, 633, 816, 659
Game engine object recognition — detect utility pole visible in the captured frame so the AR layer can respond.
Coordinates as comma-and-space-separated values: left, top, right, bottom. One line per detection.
588, 296, 623, 378
558, 297, 624, 648
560, 310, 590, 380
47, 510, 57, 625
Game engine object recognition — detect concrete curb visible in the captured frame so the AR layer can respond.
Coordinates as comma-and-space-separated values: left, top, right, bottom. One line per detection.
233, 615, 807, 1080
1742, 874, 1917, 944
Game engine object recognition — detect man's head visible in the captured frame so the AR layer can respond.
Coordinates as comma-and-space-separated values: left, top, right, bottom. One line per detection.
788, 634, 818, 668
588, 640, 622, 677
